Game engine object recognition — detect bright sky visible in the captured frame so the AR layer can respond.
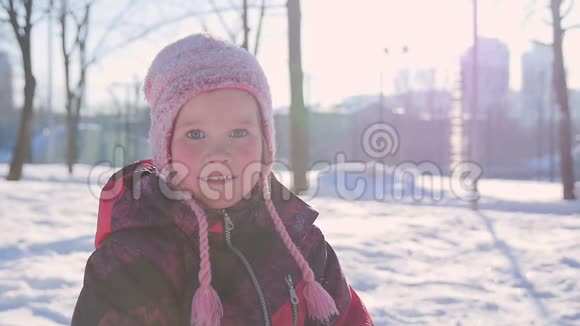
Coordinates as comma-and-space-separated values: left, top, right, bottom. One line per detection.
3, 0, 580, 113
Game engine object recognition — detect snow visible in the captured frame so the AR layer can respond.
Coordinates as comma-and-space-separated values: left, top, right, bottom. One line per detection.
1, 163, 579, 325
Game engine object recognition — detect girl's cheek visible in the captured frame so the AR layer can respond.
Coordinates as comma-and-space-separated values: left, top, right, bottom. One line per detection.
172, 141, 201, 170
171, 140, 187, 160
236, 139, 262, 160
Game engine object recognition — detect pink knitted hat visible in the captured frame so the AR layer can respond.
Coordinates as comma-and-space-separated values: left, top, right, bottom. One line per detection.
143, 33, 337, 326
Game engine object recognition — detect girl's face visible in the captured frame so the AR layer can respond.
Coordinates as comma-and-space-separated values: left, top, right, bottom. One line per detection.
170, 89, 264, 209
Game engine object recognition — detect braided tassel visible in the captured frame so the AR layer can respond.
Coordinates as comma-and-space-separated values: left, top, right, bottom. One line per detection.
261, 173, 338, 324
188, 200, 223, 326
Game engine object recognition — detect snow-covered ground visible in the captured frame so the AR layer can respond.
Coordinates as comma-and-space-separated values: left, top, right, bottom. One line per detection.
0, 163, 579, 325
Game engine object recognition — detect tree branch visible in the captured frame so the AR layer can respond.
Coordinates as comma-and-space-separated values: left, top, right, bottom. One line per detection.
72, 10, 86, 47
59, 1, 75, 60
564, 23, 580, 30
89, 7, 225, 65
0, 1, 10, 23
562, 23, 580, 40
30, 13, 46, 26
198, 14, 210, 33
561, 0, 575, 18
0, 0, 11, 13
24, 0, 32, 30
30, 0, 54, 26
90, 0, 139, 61
524, 5, 537, 24
4, 0, 24, 44
60, 0, 72, 107
532, 39, 553, 47
543, 17, 553, 26
86, 1, 285, 67
208, 0, 236, 42
225, 0, 239, 10
253, 0, 266, 56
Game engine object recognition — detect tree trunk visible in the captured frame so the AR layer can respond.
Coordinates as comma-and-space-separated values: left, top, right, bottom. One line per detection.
7, 34, 36, 181
287, 0, 309, 194
65, 90, 83, 174
253, 0, 266, 56
558, 110, 576, 198
61, 0, 91, 175
66, 107, 76, 174
551, 0, 576, 200
470, 0, 480, 210
242, 0, 249, 50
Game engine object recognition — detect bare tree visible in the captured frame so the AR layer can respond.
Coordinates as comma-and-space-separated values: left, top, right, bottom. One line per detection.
287, 0, 308, 194
253, 0, 266, 55
550, 0, 577, 199
526, 0, 578, 199
1, 0, 51, 180
207, 0, 277, 55
58, 0, 91, 174
58, 0, 227, 174
241, 0, 248, 49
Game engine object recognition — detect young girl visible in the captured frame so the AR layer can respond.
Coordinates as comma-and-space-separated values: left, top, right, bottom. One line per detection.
72, 33, 373, 326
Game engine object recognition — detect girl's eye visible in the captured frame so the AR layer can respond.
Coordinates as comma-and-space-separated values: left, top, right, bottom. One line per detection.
186, 130, 205, 139
232, 129, 248, 138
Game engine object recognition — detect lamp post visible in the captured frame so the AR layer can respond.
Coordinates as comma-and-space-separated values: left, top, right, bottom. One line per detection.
382, 46, 409, 165
379, 71, 384, 121
382, 45, 410, 116
470, 0, 480, 210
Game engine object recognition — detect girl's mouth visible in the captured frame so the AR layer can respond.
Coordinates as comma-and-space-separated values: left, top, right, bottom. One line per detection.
199, 174, 236, 185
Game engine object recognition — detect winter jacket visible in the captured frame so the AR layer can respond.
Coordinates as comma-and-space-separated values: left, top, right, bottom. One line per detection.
72, 159, 373, 326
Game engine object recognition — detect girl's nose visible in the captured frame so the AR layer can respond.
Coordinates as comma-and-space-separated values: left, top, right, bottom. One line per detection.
206, 140, 233, 163
202, 143, 234, 176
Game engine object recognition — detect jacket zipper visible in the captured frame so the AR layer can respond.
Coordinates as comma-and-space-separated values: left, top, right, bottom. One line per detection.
222, 210, 272, 326
285, 274, 299, 326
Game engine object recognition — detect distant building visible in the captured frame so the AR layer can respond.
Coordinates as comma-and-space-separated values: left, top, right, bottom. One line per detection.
324, 92, 453, 170
521, 42, 579, 152
522, 41, 554, 129
273, 110, 355, 169
461, 37, 510, 120
461, 38, 516, 169
521, 42, 557, 175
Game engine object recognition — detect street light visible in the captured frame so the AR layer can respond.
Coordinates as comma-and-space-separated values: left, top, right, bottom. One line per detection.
470, 0, 480, 211
382, 45, 410, 164
381, 45, 410, 119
